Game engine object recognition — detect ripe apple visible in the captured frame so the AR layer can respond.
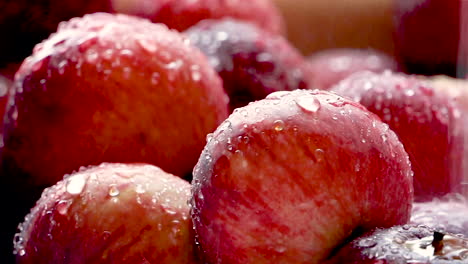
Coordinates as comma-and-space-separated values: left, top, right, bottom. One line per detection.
393, 0, 468, 77
331, 71, 464, 201
14, 163, 194, 264
0, 13, 228, 261
307, 48, 398, 90
184, 18, 313, 112
327, 224, 468, 263
191, 89, 413, 263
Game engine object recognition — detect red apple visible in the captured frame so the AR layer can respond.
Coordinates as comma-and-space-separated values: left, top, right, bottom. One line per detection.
112, 0, 285, 34
307, 48, 399, 90
184, 18, 313, 112
393, 0, 468, 77
0, 13, 228, 261
328, 224, 468, 263
191, 89, 413, 263
331, 71, 464, 201
14, 163, 194, 264
2, 12, 228, 188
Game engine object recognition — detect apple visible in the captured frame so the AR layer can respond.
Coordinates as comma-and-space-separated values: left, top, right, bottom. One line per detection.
327, 224, 468, 263
112, 0, 285, 34
393, 0, 468, 77
191, 89, 413, 263
411, 194, 468, 238
2, 11, 228, 188
14, 163, 194, 264
0, 12, 228, 261
331, 71, 464, 201
184, 18, 313, 112
307, 48, 399, 90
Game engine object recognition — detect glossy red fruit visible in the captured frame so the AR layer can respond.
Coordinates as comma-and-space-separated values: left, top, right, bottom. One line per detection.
2, 12, 228, 187
0, 13, 228, 260
331, 71, 464, 201
113, 0, 285, 34
411, 194, 468, 237
307, 48, 398, 90
328, 224, 468, 264
184, 19, 313, 112
14, 163, 194, 264
393, 0, 468, 77
191, 89, 413, 263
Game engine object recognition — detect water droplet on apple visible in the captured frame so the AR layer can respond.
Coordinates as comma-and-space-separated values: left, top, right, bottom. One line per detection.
165, 59, 183, 70
314, 149, 325, 162
85, 49, 99, 64
56, 200, 71, 215
122, 67, 131, 79
273, 120, 285, 131
137, 38, 157, 53
108, 184, 120, 197
404, 89, 415, 97
358, 238, 377, 248
135, 184, 145, 194
295, 96, 321, 113
57, 60, 67, 75
266, 91, 289, 99
275, 245, 287, 253
66, 174, 86, 195
150, 72, 160, 85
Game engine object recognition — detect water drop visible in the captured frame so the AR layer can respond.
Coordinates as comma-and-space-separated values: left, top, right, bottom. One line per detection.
191, 70, 201, 81
57, 61, 67, 75
56, 200, 70, 215
86, 50, 99, 63
137, 39, 157, 53
273, 120, 285, 131
266, 91, 289, 99
66, 174, 86, 195
381, 134, 388, 143
296, 96, 321, 113
108, 184, 120, 197
216, 31, 229, 41
358, 238, 377, 248
165, 59, 183, 70
275, 245, 287, 253
151, 72, 160, 85
404, 89, 415, 97
135, 184, 145, 194
315, 149, 325, 162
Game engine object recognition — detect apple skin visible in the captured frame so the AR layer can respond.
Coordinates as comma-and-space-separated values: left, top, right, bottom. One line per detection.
14, 163, 194, 264
0, 13, 228, 261
112, 0, 285, 34
393, 0, 468, 77
2, 12, 228, 189
327, 224, 468, 264
307, 48, 399, 90
331, 71, 464, 201
411, 195, 468, 237
191, 89, 413, 263
184, 18, 313, 112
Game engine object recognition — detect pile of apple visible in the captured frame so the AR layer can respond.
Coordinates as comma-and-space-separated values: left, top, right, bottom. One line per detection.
1, 0, 468, 263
